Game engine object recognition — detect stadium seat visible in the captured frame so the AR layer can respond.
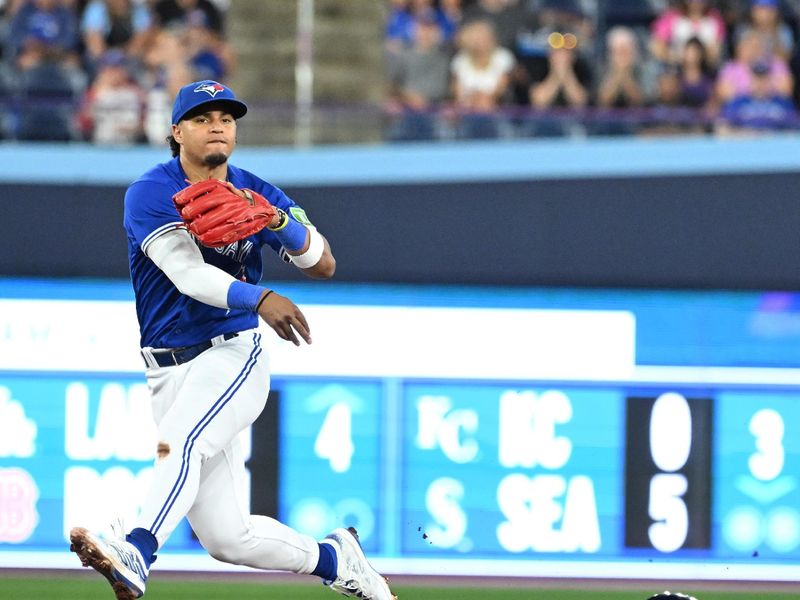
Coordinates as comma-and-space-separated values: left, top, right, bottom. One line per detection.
19, 62, 76, 99
16, 107, 73, 142
14, 62, 77, 142
604, 0, 664, 28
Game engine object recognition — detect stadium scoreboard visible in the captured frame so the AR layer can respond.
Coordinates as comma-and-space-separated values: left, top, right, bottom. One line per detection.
280, 379, 800, 574
3, 280, 800, 580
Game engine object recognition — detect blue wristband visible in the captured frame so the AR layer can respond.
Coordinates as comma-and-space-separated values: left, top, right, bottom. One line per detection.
227, 280, 265, 311
271, 216, 307, 251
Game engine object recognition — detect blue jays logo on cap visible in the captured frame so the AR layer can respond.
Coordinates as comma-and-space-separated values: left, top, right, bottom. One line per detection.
194, 82, 225, 97
171, 80, 248, 125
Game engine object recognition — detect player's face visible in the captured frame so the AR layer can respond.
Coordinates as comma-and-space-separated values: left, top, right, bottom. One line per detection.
173, 110, 237, 168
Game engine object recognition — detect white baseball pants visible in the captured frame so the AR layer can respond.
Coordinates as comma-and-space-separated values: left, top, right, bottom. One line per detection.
134, 330, 319, 573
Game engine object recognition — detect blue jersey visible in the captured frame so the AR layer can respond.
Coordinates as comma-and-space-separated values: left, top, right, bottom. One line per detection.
123, 156, 304, 349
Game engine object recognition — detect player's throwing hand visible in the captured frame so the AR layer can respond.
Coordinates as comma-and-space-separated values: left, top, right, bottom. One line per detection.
256, 290, 312, 346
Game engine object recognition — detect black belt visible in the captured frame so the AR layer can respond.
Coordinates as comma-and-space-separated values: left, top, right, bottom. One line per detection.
144, 332, 239, 367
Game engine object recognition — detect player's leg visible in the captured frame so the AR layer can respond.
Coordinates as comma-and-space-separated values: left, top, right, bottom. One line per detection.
187, 434, 321, 573
69, 334, 266, 599
68, 344, 187, 600
186, 386, 396, 599
134, 332, 268, 547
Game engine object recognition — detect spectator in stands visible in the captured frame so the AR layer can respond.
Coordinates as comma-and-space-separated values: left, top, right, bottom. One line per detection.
733, 0, 794, 61
461, 0, 531, 51
451, 19, 514, 111
392, 11, 451, 109
140, 29, 191, 145
654, 64, 683, 108
386, 0, 419, 51
152, 0, 224, 36
439, 0, 464, 36
385, 0, 457, 53
718, 0, 747, 57
181, 8, 228, 80
7, 0, 80, 70
451, 19, 514, 137
716, 59, 796, 133
640, 64, 705, 135
650, 0, 726, 66
152, 0, 234, 82
528, 31, 591, 109
517, 30, 592, 137
0, 1, 24, 62
78, 48, 144, 144
386, 10, 450, 140
11, 0, 87, 143
717, 29, 792, 103
597, 26, 647, 109
515, 0, 594, 59
81, 0, 154, 67
678, 36, 716, 108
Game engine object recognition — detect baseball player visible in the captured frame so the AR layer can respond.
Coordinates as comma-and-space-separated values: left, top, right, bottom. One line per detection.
69, 80, 396, 600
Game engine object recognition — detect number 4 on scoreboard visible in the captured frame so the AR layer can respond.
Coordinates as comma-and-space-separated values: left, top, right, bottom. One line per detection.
314, 402, 355, 473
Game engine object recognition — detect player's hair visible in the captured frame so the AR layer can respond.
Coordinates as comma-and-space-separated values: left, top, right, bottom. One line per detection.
167, 135, 180, 157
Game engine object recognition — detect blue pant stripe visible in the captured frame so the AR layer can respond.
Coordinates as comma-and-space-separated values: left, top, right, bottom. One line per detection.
150, 333, 261, 534
153, 346, 262, 534
150, 333, 262, 535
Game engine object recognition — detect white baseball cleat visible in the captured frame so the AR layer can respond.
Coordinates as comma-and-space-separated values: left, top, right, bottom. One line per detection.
321, 527, 397, 600
69, 527, 149, 600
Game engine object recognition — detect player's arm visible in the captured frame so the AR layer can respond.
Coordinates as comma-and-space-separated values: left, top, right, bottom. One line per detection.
236, 181, 335, 279
146, 229, 311, 345
230, 179, 335, 278
300, 233, 335, 280
269, 209, 336, 280
211, 181, 335, 279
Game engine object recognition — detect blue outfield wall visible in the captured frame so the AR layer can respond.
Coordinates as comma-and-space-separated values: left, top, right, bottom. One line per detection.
2, 136, 800, 288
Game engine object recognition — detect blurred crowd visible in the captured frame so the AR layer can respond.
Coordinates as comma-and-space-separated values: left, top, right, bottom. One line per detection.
0, 0, 232, 144
384, 0, 800, 140
4, 0, 799, 145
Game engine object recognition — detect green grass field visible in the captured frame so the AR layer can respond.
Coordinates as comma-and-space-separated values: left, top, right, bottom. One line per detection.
0, 578, 798, 600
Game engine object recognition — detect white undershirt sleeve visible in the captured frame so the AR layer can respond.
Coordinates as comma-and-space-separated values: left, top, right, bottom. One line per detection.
145, 228, 235, 309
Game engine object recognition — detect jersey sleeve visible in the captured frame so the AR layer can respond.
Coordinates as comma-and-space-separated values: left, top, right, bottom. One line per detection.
124, 179, 185, 256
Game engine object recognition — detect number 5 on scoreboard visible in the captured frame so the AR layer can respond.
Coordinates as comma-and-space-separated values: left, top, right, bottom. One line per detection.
648, 473, 689, 552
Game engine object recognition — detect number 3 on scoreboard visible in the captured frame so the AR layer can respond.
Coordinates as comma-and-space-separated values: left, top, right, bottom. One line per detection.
748, 408, 784, 482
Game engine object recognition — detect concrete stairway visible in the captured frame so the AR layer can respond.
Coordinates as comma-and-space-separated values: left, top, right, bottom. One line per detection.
227, 0, 386, 146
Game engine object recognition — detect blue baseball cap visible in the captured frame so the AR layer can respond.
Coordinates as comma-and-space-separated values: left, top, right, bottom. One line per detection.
171, 80, 248, 125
